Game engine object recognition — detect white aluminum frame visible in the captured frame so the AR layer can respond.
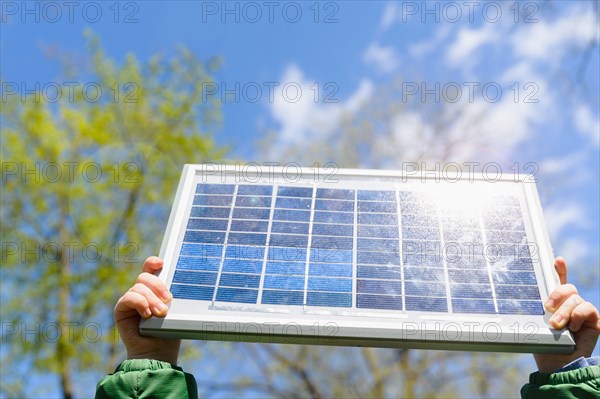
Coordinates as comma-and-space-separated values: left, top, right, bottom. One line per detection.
140, 164, 575, 353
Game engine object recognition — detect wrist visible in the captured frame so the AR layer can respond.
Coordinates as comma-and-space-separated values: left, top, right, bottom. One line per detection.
127, 341, 181, 365
127, 351, 179, 365
534, 355, 578, 374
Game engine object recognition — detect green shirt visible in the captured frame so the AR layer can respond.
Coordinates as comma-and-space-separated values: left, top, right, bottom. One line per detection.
96, 359, 599, 398
521, 365, 600, 399
95, 359, 197, 399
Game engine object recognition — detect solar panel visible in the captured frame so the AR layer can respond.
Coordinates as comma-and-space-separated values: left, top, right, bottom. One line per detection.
140, 164, 575, 353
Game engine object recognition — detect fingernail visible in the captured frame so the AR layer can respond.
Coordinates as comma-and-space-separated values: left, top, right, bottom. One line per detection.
153, 302, 168, 315
551, 314, 564, 328
143, 308, 152, 318
162, 290, 173, 301
545, 299, 556, 312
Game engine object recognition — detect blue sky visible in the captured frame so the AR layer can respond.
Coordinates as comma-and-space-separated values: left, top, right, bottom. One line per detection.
4, 0, 597, 280
2, 0, 599, 397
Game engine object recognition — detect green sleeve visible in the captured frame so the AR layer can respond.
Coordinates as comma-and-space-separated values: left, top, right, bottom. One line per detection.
520, 365, 600, 399
95, 359, 198, 399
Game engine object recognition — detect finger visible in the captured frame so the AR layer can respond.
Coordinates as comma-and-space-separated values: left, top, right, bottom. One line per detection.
114, 291, 152, 320
142, 256, 164, 274
545, 283, 578, 312
568, 301, 600, 332
129, 282, 170, 316
549, 293, 584, 329
136, 272, 172, 302
554, 256, 567, 285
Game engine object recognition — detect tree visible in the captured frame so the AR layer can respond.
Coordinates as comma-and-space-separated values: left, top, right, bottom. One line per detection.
0, 31, 226, 398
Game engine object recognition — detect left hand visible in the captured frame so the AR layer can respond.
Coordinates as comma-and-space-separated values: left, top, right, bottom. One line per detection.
114, 256, 181, 364
533, 257, 600, 373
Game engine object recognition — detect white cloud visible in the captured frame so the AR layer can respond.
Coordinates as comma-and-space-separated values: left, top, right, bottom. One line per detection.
345, 79, 374, 112
445, 25, 499, 68
574, 104, 600, 146
433, 89, 546, 162
384, 111, 434, 162
409, 25, 451, 58
363, 42, 400, 73
479, 95, 544, 148
544, 203, 587, 240
499, 61, 543, 85
379, 2, 398, 31
510, 5, 598, 61
268, 65, 373, 147
539, 151, 587, 175
556, 238, 590, 265
373, 88, 546, 165
267, 2, 597, 184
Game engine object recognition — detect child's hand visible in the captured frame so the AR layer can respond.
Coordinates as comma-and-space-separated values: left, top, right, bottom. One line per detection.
114, 256, 181, 364
533, 257, 600, 373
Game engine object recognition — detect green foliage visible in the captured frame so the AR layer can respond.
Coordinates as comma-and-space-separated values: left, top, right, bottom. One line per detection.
1, 31, 226, 397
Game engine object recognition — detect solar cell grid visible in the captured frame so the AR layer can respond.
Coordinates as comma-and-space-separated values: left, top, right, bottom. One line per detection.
171, 182, 545, 317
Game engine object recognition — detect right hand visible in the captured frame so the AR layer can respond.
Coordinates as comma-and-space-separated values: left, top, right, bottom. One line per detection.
114, 256, 181, 364
533, 257, 600, 373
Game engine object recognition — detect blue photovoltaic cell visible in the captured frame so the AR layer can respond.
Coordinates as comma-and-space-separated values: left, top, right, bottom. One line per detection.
271, 221, 310, 234
278, 186, 313, 197
232, 208, 270, 219
273, 209, 311, 222
222, 259, 263, 274
307, 292, 352, 307
216, 287, 258, 303
276, 197, 312, 209
188, 218, 229, 231
264, 275, 305, 290
172, 183, 543, 316
358, 294, 403, 310
357, 251, 399, 265
308, 277, 352, 292
314, 211, 354, 224
219, 273, 261, 288
495, 285, 540, 300
316, 188, 354, 199
172, 284, 214, 300
357, 265, 402, 279
184, 231, 225, 244
235, 196, 272, 207
452, 298, 496, 314
190, 206, 230, 218
230, 220, 269, 232
177, 256, 221, 271
405, 296, 448, 312
262, 290, 304, 305
357, 279, 402, 295
358, 213, 398, 225
173, 270, 217, 285
193, 195, 233, 206
196, 184, 235, 194
237, 185, 272, 195
312, 223, 354, 236
266, 261, 305, 275
180, 243, 222, 257
358, 190, 396, 201
404, 267, 444, 281
309, 263, 352, 277
450, 284, 493, 299
312, 236, 353, 250
225, 245, 264, 259
314, 199, 354, 212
